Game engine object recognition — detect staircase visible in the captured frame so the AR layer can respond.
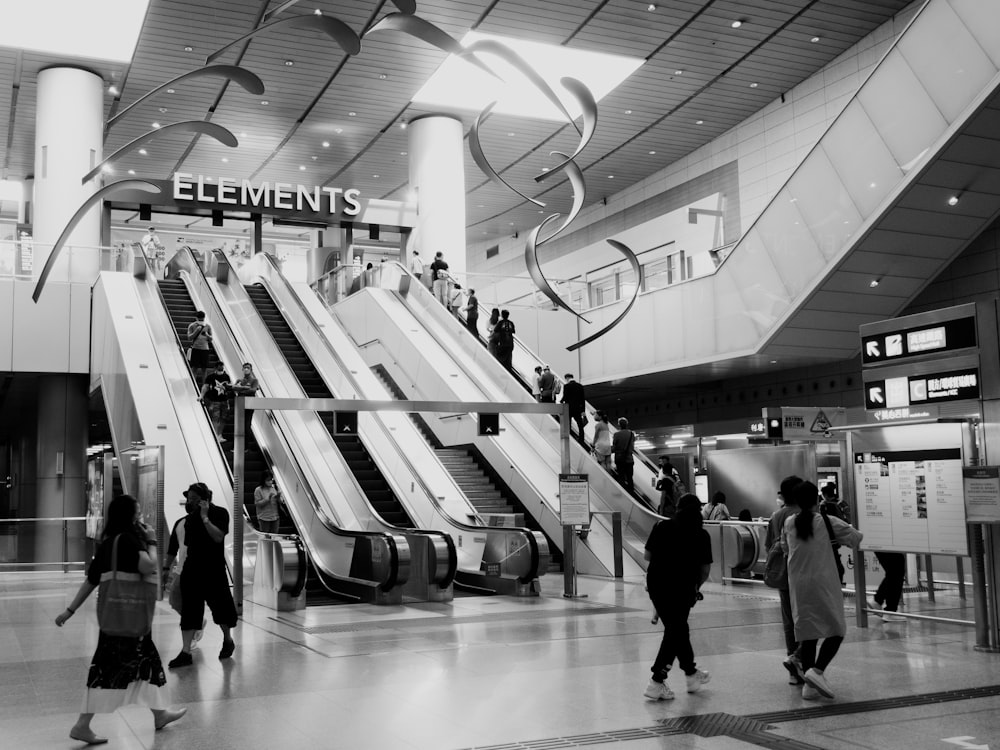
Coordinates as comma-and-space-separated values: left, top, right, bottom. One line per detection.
244, 284, 414, 529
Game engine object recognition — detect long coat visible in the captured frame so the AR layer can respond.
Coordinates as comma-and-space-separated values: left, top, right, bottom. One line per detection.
782, 512, 862, 640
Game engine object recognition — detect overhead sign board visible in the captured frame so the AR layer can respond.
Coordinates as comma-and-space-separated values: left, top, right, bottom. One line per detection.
860, 304, 977, 366
761, 407, 845, 440
864, 367, 980, 410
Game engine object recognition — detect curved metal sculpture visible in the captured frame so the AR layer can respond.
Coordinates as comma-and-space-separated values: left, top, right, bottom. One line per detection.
364, 13, 497, 79
390, 0, 417, 12
537, 153, 583, 244
82, 122, 239, 184
470, 102, 545, 208
524, 216, 590, 323
207, 14, 362, 64
106, 65, 265, 129
566, 240, 644, 352
534, 77, 596, 182
32, 180, 164, 302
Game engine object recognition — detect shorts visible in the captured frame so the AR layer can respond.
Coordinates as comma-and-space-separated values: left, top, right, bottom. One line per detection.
179, 564, 237, 631
189, 348, 210, 369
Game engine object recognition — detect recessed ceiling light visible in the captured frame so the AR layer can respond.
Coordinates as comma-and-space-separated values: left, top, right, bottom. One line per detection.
151, 121, 160, 128
541, 167, 550, 172
509, 221, 514, 225
624, 109, 632, 114
749, 82, 758, 88
648, 150, 656, 155
284, 60, 294, 66
647, 3, 656, 10
107, 85, 119, 96
334, 128, 342, 134
477, 204, 485, 208
373, 174, 379, 178
127, 169, 135, 175
166, 88, 175, 94
400, 151, 407, 155
400, 121, 407, 129
696, 119, 704, 124
811, 36, 820, 43
348, 111, 356, 116
378, 73, 387, 80
322, 141, 330, 147
204, 176, 212, 181
221, 157, 228, 163
138, 148, 147, 155
674, 69, 683, 75
184, 46, 193, 52
869, 182, 877, 188
731, 20, 744, 28
770, 360, 778, 364
869, 279, 880, 288
299, 165, 306, 171
314, 8, 322, 15
311, 155, 317, 160
101, 164, 113, 173
948, 195, 960, 206
239, 131, 247, 138
261, 100, 269, 105
507, 132, 515, 136
158, 107, 167, 113
608, 175, 614, 179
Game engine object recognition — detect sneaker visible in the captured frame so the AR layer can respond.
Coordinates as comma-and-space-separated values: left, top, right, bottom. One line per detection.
801, 683, 820, 701
867, 599, 883, 617
167, 651, 193, 669
881, 610, 905, 623
643, 679, 675, 701
685, 669, 711, 693
803, 668, 834, 699
219, 638, 236, 660
782, 656, 804, 685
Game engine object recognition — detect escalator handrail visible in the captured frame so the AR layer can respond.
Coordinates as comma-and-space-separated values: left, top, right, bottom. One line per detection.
200, 248, 408, 591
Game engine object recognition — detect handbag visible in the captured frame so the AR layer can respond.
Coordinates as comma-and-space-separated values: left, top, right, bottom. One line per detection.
763, 542, 788, 589
96, 535, 157, 637
164, 565, 184, 615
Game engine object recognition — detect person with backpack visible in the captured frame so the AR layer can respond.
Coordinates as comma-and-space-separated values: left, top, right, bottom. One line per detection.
703, 491, 731, 521
612, 418, 636, 492
643, 493, 712, 701
782, 480, 863, 701
766, 475, 804, 685
430, 251, 450, 306
492, 309, 516, 371
537, 365, 557, 402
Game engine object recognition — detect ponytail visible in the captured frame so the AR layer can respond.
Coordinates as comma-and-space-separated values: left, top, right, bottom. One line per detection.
791, 480, 819, 541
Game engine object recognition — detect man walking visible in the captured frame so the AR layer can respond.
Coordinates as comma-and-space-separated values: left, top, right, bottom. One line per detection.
186, 311, 213, 387
168, 483, 237, 668
462, 288, 480, 338
538, 365, 557, 402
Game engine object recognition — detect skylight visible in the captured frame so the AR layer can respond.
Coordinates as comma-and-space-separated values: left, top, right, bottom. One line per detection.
412, 31, 644, 121
0, 0, 150, 63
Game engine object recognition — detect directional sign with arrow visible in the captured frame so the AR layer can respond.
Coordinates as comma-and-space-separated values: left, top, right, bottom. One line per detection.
478, 413, 500, 437
866, 383, 885, 408
866, 340, 881, 358
943, 736, 990, 750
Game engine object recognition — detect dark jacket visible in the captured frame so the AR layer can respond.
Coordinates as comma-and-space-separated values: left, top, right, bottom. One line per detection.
561, 380, 586, 413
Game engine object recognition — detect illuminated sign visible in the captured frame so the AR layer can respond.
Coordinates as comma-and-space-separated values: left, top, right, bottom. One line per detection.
172, 172, 361, 215
747, 419, 767, 437
864, 367, 980, 410
861, 314, 976, 365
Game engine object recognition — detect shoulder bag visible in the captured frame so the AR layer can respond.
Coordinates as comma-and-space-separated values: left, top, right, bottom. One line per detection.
763, 541, 788, 589
96, 535, 157, 637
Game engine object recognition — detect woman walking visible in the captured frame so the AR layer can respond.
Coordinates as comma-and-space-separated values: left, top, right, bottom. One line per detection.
782, 480, 863, 700
55, 494, 186, 744
591, 411, 612, 469
643, 493, 713, 700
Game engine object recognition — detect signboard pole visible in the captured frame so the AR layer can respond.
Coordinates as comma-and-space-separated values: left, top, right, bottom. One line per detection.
233, 397, 245, 614
965, 424, 996, 650
559, 403, 585, 599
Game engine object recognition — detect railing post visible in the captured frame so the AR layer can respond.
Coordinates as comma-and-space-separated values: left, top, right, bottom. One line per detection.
611, 511, 623, 579
924, 554, 935, 602
957, 556, 966, 600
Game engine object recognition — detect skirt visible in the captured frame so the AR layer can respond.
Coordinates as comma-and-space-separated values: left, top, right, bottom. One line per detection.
83, 631, 170, 713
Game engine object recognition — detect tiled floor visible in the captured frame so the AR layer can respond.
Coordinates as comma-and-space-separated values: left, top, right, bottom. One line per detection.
2, 570, 998, 749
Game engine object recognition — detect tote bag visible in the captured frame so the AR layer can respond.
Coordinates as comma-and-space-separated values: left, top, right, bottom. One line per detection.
96, 535, 157, 637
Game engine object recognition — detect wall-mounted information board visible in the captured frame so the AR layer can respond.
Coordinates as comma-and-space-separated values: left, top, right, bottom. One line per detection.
851, 423, 969, 556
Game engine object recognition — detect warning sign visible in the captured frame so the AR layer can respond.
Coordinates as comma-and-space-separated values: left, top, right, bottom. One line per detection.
810, 410, 833, 433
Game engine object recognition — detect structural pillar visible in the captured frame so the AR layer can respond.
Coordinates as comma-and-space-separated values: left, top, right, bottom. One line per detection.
407, 115, 466, 280
33, 66, 104, 284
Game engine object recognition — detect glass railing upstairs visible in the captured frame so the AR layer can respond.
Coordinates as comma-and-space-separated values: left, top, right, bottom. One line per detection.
186, 248, 411, 602
247, 253, 546, 592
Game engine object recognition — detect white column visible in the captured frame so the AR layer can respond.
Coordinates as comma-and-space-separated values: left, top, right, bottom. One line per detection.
407, 115, 466, 280
33, 67, 104, 283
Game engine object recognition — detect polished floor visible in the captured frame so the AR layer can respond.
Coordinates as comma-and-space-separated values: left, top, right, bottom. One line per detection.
1, 569, 998, 749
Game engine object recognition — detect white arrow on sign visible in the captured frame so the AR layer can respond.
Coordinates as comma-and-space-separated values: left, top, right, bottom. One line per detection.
943, 736, 990, 750
866, 341, 881, 357
869, 386, 884, 404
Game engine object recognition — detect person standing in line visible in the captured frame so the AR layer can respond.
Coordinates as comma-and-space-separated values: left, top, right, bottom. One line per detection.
591, 411, 613, 470
560, 374, 587, 447
643, 493, 712, 701
462, 288, 480, 338
767, 475, 804, 685
430, 251, 450, 306
531, 366, 543, 401
200, 361, 231, 442
167, 483, 238, 668
493, 309, 516, 370
409, 249, 423, 282
254, 472, 282, 534
186, 311, 213, 387
870, 552, 906, 622
55, 494, 186, 744
782, 480, 863, 701
703, 491, 731, 521
612, 417, 636, 492
486, 309, 501, 357
537, 365, 556, 402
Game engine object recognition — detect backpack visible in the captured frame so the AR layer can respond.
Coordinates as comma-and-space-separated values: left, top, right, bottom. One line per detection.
763, 543, 787, 589
496, 320, 514, 349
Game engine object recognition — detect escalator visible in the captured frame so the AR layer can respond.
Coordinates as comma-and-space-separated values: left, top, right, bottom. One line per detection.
243, 284, 416, 530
